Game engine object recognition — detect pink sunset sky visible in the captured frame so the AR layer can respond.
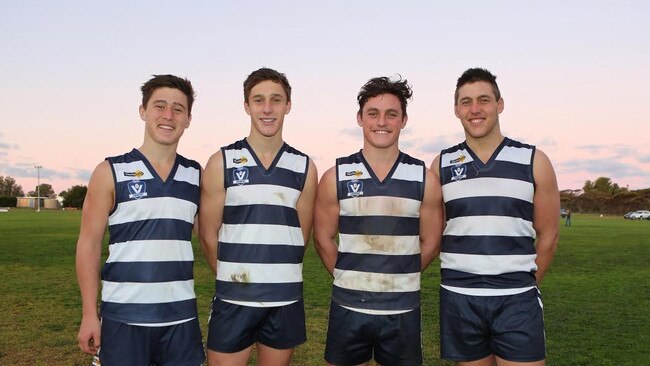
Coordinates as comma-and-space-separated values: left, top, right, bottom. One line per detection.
1, 1, 649, 195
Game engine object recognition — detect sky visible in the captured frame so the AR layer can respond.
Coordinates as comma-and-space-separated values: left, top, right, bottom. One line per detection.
1, 0, 649, 195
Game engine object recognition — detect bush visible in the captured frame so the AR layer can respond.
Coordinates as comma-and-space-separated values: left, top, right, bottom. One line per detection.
0, 196, 17, 207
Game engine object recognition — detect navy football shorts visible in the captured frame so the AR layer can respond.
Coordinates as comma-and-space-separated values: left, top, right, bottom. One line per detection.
207, 297, 306, 353
440, 287, 546, 362
325, 301, 423, 366
98, 317, 205, 366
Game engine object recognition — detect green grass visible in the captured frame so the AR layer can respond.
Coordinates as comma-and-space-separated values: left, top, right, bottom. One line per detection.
0, 210, 648, 365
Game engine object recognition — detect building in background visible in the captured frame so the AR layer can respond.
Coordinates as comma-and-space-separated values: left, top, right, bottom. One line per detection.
16, 197, 60, 209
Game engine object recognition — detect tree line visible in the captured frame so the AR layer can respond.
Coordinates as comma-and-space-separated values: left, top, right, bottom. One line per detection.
0, 175, 87, 208
561, 177, 650, 215
2, 174, 648, 213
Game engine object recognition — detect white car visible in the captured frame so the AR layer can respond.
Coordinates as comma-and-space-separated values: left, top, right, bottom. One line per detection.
629, 210, 650, 220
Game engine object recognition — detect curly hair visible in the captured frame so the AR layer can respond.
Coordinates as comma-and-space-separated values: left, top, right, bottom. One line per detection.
357, 76, 413, 117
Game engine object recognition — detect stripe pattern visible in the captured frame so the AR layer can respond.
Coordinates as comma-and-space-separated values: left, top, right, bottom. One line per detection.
333, 151, 424, 311
439, 138, 538, 296
101, 149, 200, 323
216, 139, 308, 304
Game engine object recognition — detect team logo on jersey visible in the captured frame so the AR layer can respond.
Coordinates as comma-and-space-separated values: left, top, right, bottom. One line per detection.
124, 170, 145, 178
345, 170, 364, 177
233, 156, 248, 164
233, 167, 249, 185
449, 155, 466, 164
346, 179, 364, 197
450, 164, 467, 182
127, 180, 148, 199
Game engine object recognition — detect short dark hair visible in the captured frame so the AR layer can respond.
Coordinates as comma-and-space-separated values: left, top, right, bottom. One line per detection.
243, 68, 292, 103
141, 74, 196, 114
454, 68, 501, 105
357, 76, 413, 117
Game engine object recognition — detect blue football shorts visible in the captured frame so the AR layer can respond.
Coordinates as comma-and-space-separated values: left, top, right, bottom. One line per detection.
98, 317, 205, 366
440, 287, 546, 362
207, 297, 306, 353
325, 301, 423, 366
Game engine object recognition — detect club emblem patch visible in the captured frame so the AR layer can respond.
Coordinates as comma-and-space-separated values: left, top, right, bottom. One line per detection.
450, 164, 467, 182
128, 180, 147, 199
233, 167, 249, 185
346, 179, 364, 197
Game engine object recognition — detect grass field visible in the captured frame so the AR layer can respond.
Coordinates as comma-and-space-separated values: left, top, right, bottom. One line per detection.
0, 209, 648, 365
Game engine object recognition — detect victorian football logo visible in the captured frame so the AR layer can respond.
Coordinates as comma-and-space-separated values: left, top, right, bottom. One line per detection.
450, 164, 467, 182
233, 167, 249, 185
128, 180, 148, 199
346, 179, 364, 197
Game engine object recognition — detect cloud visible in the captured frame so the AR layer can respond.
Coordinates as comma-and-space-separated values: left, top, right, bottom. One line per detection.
575, 144, 605, 153
1, 162, 81, 181
400, 138, 416, 150
416, 135, 458, 154
639, 154, 650, 164
559, 158, 643, 177
575, 144, 639, 158
0, 134, 19, 151
74, 169, 93, 182
339, 128, 361, 138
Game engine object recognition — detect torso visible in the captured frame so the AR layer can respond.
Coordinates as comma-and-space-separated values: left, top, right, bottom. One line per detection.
438, 137, 538, 296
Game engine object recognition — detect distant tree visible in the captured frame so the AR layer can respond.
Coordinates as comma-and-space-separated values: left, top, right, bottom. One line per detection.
0, 176, 24, 196
60, 185, 87, 208
583, 177, 624, 196
27, 183, 56, 198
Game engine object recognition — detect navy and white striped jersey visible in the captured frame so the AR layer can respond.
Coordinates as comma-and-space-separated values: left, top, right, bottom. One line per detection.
439, 138, 538, 296
216, 139, 309, 306
101, 149, 201, 324
333, 151, 425, 312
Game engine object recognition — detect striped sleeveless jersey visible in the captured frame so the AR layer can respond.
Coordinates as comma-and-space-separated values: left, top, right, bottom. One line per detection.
439, 138, 538, 296
333, 151, 424, 312
102, 149, 200, 323
216, 139, 309, 305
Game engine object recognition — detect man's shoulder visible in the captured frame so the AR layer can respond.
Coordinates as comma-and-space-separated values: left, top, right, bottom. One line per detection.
504, 137, 535, 150
335, 151, 362, 165
399, 151, 425, 167
105, 149, 138, 164
221, 138, 247, 151
282, 142, 309, 159
440, 141, 465, 155
175, 153, 201, 170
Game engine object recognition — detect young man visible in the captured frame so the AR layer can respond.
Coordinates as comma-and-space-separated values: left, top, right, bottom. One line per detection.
76, 75, 205, 366
313, 76, 444, 366
199, 67, 318, 366
431, 68, 560, 366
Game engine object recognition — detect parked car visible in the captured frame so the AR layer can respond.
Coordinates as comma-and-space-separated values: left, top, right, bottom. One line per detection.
629, 210, 650, 220
623, 211, 635, 219
560, 208, 569, 218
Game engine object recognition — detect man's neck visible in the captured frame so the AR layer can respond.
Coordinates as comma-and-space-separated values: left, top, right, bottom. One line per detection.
246, 134, 284, 169
465, 133, 504, 163
138, 141, 177, 164
361, 145, 400, 181
137, 142, 177, 181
